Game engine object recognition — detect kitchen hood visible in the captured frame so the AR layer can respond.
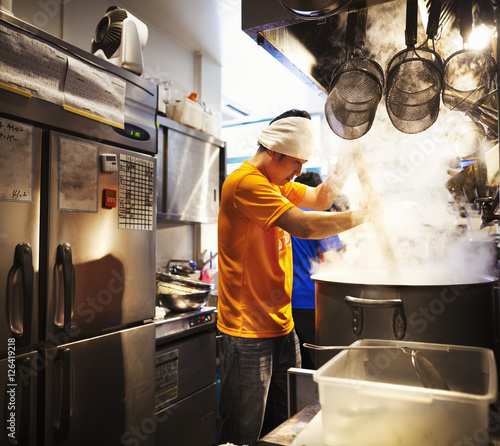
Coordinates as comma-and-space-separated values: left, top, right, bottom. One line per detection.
242, 0, 497, 100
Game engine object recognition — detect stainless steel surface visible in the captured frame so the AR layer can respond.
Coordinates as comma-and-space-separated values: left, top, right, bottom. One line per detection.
155, 306, 216, 340
0, 12, 157, 155
257, 398, 321, 446
287, 367, 318, 417
155, 307, 217, 446
313, 271, 498, 367
155, 383, 217, 446
0, 125, 42, 354
0, 350, 38, 443
157, 116, 225, 223
43, 324, 155, 446
155, 325, 216, 406
45, 132, 156, 342
0, 14, 158, 445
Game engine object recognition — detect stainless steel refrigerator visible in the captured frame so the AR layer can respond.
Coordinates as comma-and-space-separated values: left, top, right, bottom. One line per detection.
0, 13, 157, 446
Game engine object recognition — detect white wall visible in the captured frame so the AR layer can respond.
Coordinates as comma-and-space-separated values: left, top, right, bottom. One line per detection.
11, 0, 220, 276
11, 0, 221, 116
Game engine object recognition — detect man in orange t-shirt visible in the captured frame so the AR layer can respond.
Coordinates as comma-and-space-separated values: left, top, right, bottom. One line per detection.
217, 109, 370, 446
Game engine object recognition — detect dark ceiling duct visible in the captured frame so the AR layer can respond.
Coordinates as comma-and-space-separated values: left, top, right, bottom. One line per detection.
242, 0, 496, 100
279, 0, 354, 20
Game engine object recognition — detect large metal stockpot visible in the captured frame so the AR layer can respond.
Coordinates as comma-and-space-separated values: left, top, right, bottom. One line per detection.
312, 270, 498, 367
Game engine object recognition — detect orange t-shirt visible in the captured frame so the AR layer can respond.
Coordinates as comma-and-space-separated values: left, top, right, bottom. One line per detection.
217, 161, 307, 338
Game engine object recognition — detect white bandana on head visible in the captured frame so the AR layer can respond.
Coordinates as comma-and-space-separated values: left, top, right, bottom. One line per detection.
257, 116, 316, 161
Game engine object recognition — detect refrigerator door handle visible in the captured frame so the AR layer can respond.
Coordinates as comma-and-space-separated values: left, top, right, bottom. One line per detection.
54, 347, 71, 443
5, 243, 33, 346
54, 244, 74, 332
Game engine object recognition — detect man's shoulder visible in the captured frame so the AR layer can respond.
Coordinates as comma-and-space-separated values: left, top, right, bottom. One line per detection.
226, 162, 269, 189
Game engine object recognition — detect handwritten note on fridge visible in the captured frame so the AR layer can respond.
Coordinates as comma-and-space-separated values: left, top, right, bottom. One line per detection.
0, 119, 33, 202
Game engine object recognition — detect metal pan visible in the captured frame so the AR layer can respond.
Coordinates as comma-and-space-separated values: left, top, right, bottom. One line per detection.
156, 272, 214, 312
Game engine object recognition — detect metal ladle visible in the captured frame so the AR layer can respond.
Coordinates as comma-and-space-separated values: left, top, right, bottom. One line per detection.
304, 344, 450, 391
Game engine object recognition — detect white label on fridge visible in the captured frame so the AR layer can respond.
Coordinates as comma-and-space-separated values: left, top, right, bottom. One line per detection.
0, 118, 33, 202
58, 138, 98, 212
118, 153, 154, 230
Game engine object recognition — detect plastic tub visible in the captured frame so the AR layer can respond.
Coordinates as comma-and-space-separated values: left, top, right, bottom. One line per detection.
166, 97, 203, 130
313, 339, 497, 446
202, 110, 219, 136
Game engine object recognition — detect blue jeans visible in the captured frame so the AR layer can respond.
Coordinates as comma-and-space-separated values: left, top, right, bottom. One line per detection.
217, 329, 301, 446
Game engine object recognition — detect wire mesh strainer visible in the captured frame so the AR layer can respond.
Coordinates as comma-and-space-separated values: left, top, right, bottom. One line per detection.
442, 0, 496, 112
385, 0, 444, 134
324, 8, 384, 140
443, 50, 495, 111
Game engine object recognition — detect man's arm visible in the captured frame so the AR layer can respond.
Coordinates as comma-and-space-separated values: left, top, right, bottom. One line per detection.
298, 144, 358, 211
275, 206, 366, 239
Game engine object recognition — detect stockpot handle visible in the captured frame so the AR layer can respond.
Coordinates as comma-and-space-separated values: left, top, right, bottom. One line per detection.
344, 295, 407, 340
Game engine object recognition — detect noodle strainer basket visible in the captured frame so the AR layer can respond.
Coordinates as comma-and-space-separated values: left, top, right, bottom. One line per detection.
324, 8, 384, 140
442, 0, 495, 112
385, 0, 444, 134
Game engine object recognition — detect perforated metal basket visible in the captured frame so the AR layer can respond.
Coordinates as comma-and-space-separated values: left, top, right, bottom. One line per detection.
386, 47, 444, 134
324, 7, 384, 140
442, 49, 496, 112
325, 56, 384, 139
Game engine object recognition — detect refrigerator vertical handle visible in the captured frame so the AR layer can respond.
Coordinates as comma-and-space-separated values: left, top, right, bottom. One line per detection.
55, 244, 74, 332
54, 347, 71, 443
5, 243, 34, 346
3, 357, 32, 445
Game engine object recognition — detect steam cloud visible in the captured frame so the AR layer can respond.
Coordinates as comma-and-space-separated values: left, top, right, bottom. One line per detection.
314, 1, 498, 283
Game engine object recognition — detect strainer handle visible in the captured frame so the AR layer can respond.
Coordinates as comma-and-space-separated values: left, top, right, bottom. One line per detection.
405, 0, 418, 47
426, 0, 442, 41
345, 10, 358, 53
459, 0, 473, 45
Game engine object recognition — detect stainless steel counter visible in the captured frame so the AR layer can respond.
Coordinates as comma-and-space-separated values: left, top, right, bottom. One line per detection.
257, 399, 500, 446
257, 399, 320, 446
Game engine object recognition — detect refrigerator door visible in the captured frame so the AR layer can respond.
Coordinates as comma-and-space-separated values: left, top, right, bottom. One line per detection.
0, 118, 41, 355
43, 323, 155, 446
44, 132, 156, 343
0, 349, 38, 445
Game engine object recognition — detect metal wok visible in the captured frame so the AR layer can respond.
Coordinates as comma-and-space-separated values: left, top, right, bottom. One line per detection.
156, 272, 214, 313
